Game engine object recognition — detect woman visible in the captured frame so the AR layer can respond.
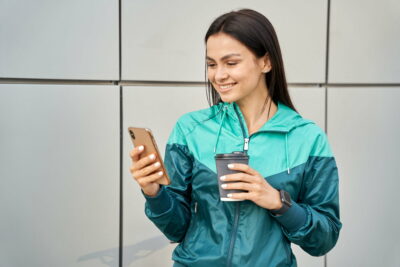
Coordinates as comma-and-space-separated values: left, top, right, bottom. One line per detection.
130, 9, 341, 267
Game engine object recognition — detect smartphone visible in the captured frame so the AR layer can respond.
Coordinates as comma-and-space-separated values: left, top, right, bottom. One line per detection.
128, 127, 171, 185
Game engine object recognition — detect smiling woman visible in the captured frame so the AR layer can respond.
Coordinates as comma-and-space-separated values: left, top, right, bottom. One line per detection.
130, 8, 342, 267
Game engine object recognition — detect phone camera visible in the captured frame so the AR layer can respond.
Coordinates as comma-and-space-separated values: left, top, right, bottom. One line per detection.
129, 130, 135, 139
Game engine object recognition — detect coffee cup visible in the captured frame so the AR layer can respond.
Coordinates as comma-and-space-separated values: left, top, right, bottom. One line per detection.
215, 151, 249, 201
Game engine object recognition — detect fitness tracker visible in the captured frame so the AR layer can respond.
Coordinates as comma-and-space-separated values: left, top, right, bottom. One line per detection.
270, 190, 292, 216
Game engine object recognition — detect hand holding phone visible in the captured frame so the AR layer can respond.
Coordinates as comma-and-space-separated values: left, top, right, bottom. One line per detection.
128, 127, 171, 186
130, 146, 162, 196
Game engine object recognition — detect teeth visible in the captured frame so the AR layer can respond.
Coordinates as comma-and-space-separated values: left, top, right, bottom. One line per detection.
220, 83, 235, 89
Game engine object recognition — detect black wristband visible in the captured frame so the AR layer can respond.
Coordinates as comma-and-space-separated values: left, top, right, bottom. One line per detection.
270, 190, 292, 216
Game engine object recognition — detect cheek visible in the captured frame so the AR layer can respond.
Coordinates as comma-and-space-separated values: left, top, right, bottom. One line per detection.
230, 68, 250, 83
240, 65, 262, 82
207, 69, 216, 82
232, 63, 258, 80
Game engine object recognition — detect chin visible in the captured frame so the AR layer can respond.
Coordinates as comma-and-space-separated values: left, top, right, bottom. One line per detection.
220, 96, 235, 103
219, 93, 239, 103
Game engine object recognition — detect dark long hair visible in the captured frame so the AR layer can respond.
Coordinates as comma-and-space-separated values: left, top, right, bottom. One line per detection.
204, 9, 296, 112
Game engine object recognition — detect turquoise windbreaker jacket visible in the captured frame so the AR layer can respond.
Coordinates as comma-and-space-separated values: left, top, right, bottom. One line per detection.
144, 101, 342, 267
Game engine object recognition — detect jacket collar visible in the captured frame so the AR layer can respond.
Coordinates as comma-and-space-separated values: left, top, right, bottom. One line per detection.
221, 101, 312, 134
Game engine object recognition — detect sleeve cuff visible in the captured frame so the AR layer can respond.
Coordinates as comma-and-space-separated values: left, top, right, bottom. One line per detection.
142, 186, 172, 215
270, 200, 307, 232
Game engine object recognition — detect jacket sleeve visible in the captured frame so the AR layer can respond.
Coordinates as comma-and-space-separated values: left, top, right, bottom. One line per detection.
143, 121, 193, 242
271, 130, 342, 256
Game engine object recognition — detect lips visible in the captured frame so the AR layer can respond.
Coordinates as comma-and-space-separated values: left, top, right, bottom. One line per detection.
217, 83, 237, 92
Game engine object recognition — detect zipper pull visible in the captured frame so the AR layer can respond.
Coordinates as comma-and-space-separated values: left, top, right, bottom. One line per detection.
244, 138, 249, 151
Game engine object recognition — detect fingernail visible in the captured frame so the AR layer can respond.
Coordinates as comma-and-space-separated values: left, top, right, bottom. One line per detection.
138, 146, 144, 151
149, 154, 155, 160
228, 164, 234, 168
221, 184, 227, 189
220, 176, 226, 181
158, 171, 163, 176
227, 193, 233, 198
154, 162, 160, 167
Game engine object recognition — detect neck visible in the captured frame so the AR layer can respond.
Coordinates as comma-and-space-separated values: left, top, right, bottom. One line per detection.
236, 90, 277, 135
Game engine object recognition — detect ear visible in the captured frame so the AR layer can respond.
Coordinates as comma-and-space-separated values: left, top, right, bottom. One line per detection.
260, 53, 272, 73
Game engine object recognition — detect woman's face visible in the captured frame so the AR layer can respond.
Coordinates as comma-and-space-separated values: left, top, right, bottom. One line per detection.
206, 32, 270, 104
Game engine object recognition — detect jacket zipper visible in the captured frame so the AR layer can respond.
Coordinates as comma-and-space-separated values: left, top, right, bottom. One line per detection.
228, 105, 288, 266
233, 105, 286, 150
225, 105, 247, 267
227, 104, 290, 266
244, 137, 249, 151
233, 104, 250, 153
227, 202, 241, 267
283, 240, 291, 265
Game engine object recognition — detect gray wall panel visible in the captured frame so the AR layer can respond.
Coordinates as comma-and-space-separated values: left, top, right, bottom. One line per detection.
0, 0, 119, 80
327, 88, 400, 267
0, 84, 119, 267
122, 0, 327, 83
290, 87, 325, 131
329, 0, 400, 83
122, 85, 208, 266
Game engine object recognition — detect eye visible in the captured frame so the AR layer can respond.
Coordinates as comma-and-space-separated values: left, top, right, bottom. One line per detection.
227, 62, 238, 66
207, 63, 216, 68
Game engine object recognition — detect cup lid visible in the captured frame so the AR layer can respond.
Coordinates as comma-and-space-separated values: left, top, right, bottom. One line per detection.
215, 151, 249, 159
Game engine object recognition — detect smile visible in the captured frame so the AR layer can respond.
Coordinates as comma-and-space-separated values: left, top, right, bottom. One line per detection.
218, 83, 236, 91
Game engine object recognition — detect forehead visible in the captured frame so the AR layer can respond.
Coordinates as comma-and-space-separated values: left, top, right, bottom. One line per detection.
206, 32, 251, 59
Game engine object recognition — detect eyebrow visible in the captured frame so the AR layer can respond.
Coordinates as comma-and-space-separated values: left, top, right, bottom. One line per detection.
206, 53, 241, 61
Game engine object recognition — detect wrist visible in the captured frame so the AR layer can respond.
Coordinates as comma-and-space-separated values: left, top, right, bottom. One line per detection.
270, 189, 292, 215
271, 189, 283, 210
143, 184, 161, 197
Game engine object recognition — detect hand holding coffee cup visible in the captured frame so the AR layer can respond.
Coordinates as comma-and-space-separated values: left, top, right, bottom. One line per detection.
215, 152, 283, 210
215, 152, 249, 201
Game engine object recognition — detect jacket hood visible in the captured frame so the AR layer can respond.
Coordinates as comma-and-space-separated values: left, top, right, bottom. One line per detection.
221, 101, 314, 134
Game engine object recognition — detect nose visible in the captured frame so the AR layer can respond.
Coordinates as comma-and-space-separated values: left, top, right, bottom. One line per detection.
214, 66, 228, 82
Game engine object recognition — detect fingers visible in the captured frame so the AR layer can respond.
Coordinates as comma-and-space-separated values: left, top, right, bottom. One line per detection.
135, 161, 162, 178
221, 183, 262, 192
220, 172, 260, 183
227, 163, 259, 176
225, 192, 252, 200
136, 170, 164, 188
130, 145, 145, 163
220, 170, 267, 202
221, 181, 258, 192
130, 152, 157, 172
129, 145, 164, 191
